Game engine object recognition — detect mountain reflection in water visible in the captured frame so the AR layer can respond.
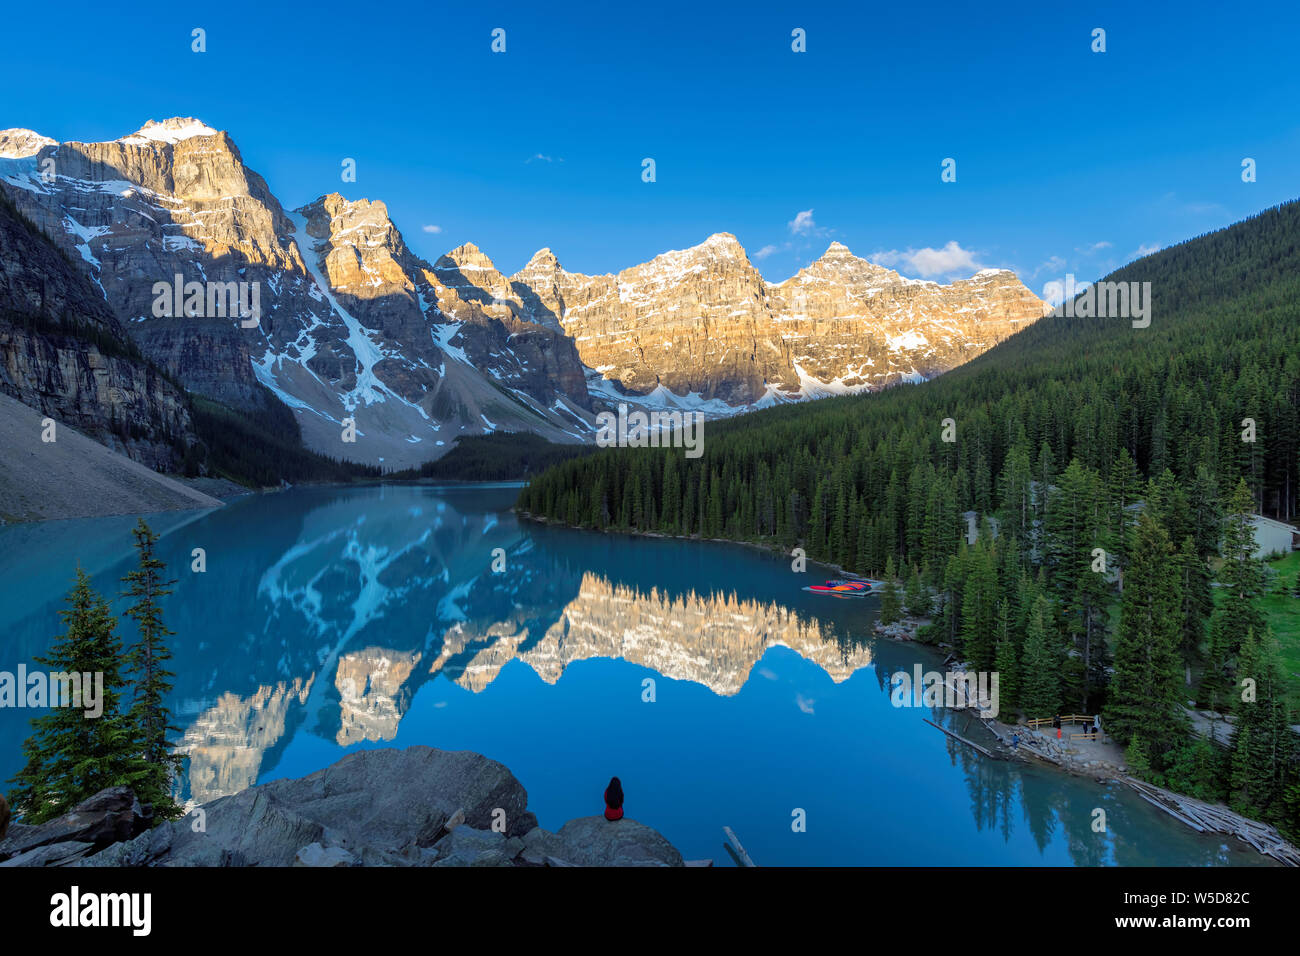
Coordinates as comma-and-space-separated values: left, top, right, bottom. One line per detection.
0, 484, 1271, 866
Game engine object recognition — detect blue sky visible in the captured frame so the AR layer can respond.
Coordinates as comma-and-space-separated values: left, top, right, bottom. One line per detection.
4, 0, 1299, 294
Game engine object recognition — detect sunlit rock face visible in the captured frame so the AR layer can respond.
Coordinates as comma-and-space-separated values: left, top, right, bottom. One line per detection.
176, 676, 315, 803
0, 123, 596, 468
3, 119, 1046, 467
508, 236, 1048, 406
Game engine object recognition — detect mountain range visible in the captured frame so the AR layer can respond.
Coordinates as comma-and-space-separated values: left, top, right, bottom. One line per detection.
1, 117, 1047, 471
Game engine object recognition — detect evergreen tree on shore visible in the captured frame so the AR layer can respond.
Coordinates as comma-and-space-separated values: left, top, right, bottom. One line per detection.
1106, 513, 1187, 770
121, 519, 183, 820
1019, 596, 1060, 718
1229, 630, 1294, 821
994, 599, 1020, 716
904, 564, 926, 617
879, 556, 902, 624
7, 570, 135, 824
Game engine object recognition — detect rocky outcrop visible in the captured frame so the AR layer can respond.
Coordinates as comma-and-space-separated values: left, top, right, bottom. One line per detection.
0, 787, 152, 867
80, 746, 537, 867
50, 746, 684, 867
518, 817, 684, 867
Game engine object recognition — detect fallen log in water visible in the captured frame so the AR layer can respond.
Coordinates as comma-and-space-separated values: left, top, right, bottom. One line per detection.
922, 717, 1003, 759
1121, 776, 1300, 866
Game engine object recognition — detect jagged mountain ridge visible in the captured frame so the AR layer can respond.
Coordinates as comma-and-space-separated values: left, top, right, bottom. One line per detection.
0, 118, 1047, 467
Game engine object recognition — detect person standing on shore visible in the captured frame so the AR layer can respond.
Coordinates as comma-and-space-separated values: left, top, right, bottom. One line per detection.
0, 792, 9, 841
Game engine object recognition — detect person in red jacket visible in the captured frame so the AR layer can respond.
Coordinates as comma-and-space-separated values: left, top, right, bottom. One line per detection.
604, 777, 624, 821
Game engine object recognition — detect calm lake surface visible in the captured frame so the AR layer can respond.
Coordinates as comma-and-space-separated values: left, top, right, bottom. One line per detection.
0, 484, 1270, 866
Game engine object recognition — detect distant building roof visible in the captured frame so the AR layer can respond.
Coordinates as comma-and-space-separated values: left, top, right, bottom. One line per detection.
1250, 514, 1299, 532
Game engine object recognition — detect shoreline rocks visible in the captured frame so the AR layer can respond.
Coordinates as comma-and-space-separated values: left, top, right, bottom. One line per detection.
0, 786, 152, 867
1, 746, 684, 868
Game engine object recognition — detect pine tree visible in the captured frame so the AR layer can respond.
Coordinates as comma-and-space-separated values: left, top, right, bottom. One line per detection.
960, 542, 998, 671
903, 564, 926, 617
1106, 448, 1142, 592
1106, 512, 1187, 769
1019, 596, 1060, 719
1200, 480, 1266, 708
994, 599, 1020, 716
1174, 535, 1211, 686
7, 570, 136, 824
1125, 734, 1155, 783
121, 520, 183, 821
880, 555, 902, 624
1228, 630, 1294, 820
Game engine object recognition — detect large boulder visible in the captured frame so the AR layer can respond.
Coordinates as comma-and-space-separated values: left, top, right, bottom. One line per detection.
80, 746, 537, 867
521, 817, 684, 867
430, 827, 524, 867
0, 787, 151, 864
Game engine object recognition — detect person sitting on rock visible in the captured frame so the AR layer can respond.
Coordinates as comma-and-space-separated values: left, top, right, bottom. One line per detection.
604, 777, 624, 822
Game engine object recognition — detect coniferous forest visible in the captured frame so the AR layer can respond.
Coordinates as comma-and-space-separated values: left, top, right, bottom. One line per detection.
520, 200, 1300, 837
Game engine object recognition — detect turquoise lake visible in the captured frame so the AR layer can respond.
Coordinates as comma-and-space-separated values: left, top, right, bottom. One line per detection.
0, 483, 1272, 866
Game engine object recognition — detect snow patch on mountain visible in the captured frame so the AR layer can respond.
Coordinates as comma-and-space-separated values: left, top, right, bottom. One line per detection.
118, 118, 218, 146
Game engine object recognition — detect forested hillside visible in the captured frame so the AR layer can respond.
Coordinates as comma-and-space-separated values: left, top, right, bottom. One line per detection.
519, 200, 1300, 835
387, 431, 591, 482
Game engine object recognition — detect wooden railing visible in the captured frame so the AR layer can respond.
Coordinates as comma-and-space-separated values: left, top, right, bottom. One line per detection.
1028, 714, 1096, 728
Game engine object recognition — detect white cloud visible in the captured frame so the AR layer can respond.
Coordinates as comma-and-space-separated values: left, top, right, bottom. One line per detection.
1133, 242, 1161, 258
1031, 255, 1067, 279
526, 153, 562, 164
422, 224, 442, 234
788, 209, 816, 235
1076, 241, 1112, 254
754, 244, 779, 260
873, 240, 984, 278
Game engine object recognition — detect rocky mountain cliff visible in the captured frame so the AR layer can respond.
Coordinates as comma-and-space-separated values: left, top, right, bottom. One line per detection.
501, 234, 1047, 406
1, 118, 1047, 467
0, 191, 196, 470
